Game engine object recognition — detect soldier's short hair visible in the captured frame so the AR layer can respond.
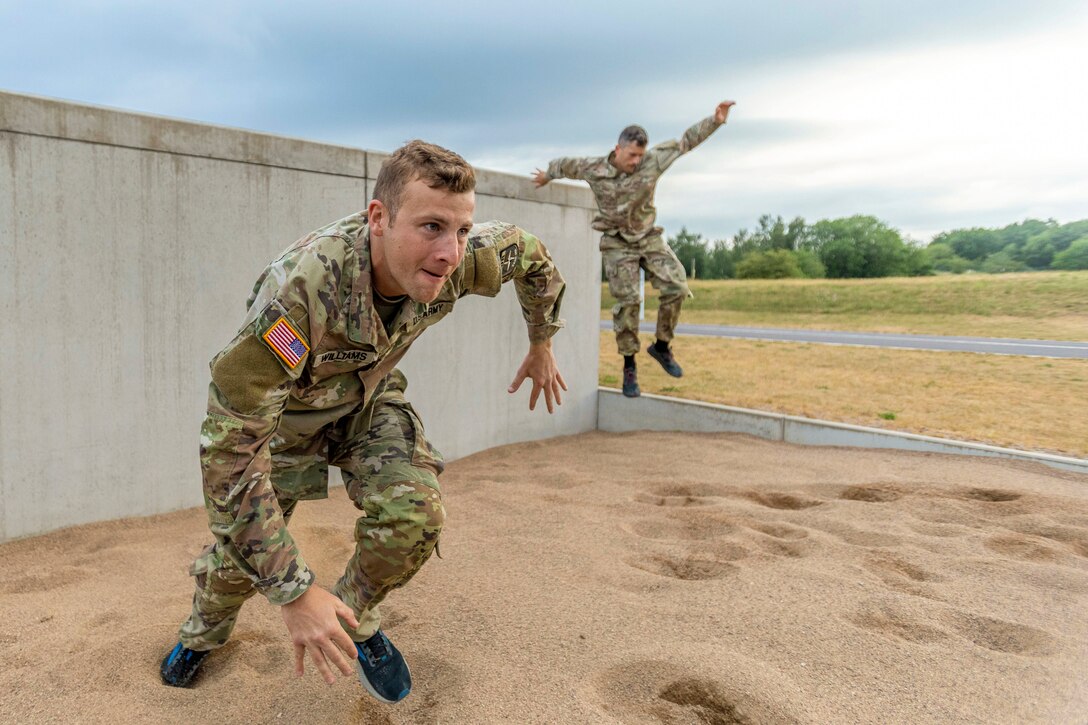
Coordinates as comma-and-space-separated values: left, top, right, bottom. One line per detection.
373, 140, 476, 222
618, 125, 648, 147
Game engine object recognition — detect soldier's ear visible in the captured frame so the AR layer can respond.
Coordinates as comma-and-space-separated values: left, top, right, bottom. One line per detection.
368, 199, 386, 236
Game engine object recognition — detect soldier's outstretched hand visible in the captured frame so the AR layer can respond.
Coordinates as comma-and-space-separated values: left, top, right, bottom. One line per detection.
281, 585, 361, 685
715, 100, 735, 124
508, 339, 568, 413
531, 169, 550, 188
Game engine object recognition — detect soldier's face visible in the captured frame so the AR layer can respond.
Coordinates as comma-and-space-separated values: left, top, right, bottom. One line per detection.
612, 142, 646, 173
369, 179, 475, 303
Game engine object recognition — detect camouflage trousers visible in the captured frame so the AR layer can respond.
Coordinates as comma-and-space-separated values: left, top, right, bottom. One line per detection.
602, 233, 692, 356
178, 370, 445, 650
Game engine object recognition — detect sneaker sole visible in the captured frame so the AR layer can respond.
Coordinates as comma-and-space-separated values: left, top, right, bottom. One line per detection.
353, 657, 412, 704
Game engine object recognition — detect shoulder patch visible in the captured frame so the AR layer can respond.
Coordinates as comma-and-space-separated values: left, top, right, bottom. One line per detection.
498, 243, 519, 282
262, 317, 309, 369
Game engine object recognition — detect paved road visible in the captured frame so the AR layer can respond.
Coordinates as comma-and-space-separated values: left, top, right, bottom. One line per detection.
598, 320, 1088, 359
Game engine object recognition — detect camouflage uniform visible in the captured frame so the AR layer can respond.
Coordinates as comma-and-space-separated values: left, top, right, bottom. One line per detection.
546, 115, 723, 355
178, 213, 565, 650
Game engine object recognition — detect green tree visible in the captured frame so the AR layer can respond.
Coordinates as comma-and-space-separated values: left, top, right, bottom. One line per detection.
793, 249, 826, 278
980, 250, 1027, 273
705, 238, 736, 279
924, 242, 971, 273
998, 219, 1054, 251
1018, 236, 1056, 268
932, 228, 1004, 262
735, 249, 804, 279
1051, 238, 1088, 270
667, 227, 709, 279
746, 214, 809, 251
808, 216, 911, 277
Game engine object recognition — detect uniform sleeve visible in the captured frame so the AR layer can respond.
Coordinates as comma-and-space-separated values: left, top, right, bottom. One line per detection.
646, 114, 723, 173
457, 222, 566, 344
545, 156, 593, 182
199, 239, 342, 606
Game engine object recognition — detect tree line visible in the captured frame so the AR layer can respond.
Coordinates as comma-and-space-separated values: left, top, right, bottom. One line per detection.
663, 215, 1088, 279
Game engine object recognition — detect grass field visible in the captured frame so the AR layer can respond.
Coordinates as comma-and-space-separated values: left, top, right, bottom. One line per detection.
601, 271, 1088, 340
597, 271, 1087, 457
599, 334, 1088, 458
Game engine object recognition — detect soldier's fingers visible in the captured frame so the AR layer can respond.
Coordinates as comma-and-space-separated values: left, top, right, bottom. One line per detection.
324, 640, 355, 678
294, 644, 306, 677
542, 382, 555, 413
508, 370, 526, 394
557, 370, 568, 391
309, 645, 337, 685
331, 628, 359, 664
551, 378, 563, 407
335, 601, 360, 630
529, 380, 542, 411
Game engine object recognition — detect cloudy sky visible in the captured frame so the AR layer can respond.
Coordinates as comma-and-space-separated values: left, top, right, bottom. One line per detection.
2, 1, 1086, 242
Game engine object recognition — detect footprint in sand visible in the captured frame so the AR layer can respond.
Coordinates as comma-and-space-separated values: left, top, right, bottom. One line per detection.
959, 488, 1022, 503
815, 521, 900, 548
756, 539, 811, 559
657, 678, 756, 724
942, 611, 1057, 656
744, 522, 809, 541
594, 661, 797, 724
863, 555, 945, 600
984, 534, 1063, 563
742, 491, 823, 511
624, 515, 735, 542
1004, 522, 1088, 559
627, 552, 741, 581
838, 485, 903, 503
632, 482, 731, 507
848, 605, 951, 645
734, 521, 816, 558
865, 554, 944, 583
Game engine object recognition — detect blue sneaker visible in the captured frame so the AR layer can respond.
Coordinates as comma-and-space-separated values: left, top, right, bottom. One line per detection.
354, 630, 411, 703
160, 642, 211, 688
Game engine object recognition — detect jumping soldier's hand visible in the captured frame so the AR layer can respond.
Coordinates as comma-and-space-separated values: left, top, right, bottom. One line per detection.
280, 585, 361, 684
531, 169, 551, 188
715, 100, 735, 124
508, 339, 567, 413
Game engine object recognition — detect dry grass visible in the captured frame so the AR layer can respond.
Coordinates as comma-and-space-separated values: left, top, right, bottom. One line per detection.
601, 271, 1088, 340
599, 332, 1088, 458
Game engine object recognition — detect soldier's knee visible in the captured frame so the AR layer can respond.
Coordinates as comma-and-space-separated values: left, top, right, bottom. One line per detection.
658, 285, 690, 305
367, 480, 445, 537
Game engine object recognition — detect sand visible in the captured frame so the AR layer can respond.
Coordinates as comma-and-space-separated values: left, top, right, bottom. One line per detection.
2, 431, 1087, 724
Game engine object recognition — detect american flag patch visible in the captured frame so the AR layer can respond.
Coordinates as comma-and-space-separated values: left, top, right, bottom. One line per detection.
262, 317, 309, 368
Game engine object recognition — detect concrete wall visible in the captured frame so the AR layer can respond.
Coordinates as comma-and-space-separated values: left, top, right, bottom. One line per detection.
599, 390, 1088, 475
0, 91, 600, 542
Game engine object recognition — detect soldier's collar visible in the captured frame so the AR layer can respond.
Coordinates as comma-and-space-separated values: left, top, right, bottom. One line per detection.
346, 223, 389, 347
605, 151, 624, 177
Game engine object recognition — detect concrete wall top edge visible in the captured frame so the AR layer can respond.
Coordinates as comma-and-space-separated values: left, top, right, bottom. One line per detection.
1, 90, 596, 209
364, 150, 596, 210
598, 388, 1088, 469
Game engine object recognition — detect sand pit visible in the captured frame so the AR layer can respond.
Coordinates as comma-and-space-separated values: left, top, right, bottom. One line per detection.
2, 430, 1087, 723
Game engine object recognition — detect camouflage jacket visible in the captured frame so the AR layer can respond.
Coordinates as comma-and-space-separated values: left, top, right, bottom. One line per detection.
200, 213, 565, 605
546, 115, 723, 243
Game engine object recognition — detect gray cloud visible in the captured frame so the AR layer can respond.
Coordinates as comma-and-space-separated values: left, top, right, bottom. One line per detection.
2, 0, 1083, 241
